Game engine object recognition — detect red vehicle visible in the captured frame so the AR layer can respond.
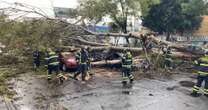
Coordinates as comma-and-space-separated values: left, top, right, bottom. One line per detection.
59, 52, 78, 71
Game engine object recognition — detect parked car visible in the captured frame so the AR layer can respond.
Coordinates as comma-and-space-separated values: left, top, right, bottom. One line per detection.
59, 52, 78, 71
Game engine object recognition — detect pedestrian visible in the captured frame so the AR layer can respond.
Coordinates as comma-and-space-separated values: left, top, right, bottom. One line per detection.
45, 48, 60, 80
121, 49, 134, 85
74, 47, 89, 82
33, 49, 40, 70
191, 51, 208, 97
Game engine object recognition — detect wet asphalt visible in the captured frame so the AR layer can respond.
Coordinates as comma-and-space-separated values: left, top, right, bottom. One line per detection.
0, 68, 208, 110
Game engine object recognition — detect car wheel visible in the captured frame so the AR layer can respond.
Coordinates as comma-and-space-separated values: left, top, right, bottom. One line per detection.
62, 64, 67, 72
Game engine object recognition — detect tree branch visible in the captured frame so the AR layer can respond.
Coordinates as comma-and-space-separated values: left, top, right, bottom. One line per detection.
0, 2, 203, 56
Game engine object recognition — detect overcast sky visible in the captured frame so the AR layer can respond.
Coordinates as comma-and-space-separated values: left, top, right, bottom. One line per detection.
0, 0, 78, 8
0, 0, 78, 17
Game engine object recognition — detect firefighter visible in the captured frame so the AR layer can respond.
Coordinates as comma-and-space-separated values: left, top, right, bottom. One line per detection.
33, 50, 40, 70
191, 51, 208, 97
74, 47, 89, 82
163, 46, 172, 68
121, 50, 134, 84
86, 47, 92, 75
45, 48, 60, 80
75, 49, 81, 79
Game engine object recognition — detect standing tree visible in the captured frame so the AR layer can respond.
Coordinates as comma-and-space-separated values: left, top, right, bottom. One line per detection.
139, 0, 160, 17
143, 0, 208, 41
77, 0, 160, 44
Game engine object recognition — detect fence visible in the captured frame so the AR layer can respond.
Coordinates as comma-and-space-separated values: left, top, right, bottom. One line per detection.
158, 35, 208, 42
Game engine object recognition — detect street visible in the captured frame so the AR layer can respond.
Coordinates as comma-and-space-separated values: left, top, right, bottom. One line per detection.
0, 68, 207, 110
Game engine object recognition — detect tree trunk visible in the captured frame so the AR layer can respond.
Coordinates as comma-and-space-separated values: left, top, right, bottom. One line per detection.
122, 18, 130, 45
166, 32, 171, 41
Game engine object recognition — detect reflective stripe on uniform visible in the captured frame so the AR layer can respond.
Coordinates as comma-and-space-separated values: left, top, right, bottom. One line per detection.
122, 65, 131, 68
49, 62, 59, 66
47, 52, 59, 65
197, 71, 208, 76
200, 63, 208, 66
49, 55, 58, 59
125, 59, 132, 62
194, 56, 208, 75
129, 74, 134, 80
204, 89, 208, 94
48, 75, 52, 79
122, 77, 128, 81
192, 86, 200, 92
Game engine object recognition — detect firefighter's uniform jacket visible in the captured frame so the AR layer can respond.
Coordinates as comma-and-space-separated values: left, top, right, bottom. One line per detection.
192, 55, 208, 95
45, 51, 60, 80
122, 52, 134, 82
74, 50, 89, 81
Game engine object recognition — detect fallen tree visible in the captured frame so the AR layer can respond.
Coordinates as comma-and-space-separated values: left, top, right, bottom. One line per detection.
78, 31, 201, 55
0, 2, 202, 57
64, 37, 110, 47
61, 45, 143, 54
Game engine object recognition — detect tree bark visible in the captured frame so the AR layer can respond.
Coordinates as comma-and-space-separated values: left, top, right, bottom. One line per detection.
67, 37, 109, 46
60, 45, 143, 55
166, 32, 171, 41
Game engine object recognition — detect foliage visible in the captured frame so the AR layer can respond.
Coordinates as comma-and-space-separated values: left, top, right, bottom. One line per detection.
0, 16, 68, 58
143, 0, 208, 40
0, 15, 65, 97
138, 0, 160, 17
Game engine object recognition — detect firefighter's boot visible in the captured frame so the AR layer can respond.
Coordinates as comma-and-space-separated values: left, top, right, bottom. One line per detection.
190, 92, 202, 97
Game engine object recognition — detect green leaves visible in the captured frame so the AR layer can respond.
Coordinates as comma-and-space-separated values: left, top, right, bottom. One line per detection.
0, 17, 67, 56
138, 0, 160, 17
143, 0, 207, 36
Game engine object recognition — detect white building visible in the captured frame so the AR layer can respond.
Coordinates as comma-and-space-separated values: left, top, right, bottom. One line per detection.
127, 16, 142, 32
